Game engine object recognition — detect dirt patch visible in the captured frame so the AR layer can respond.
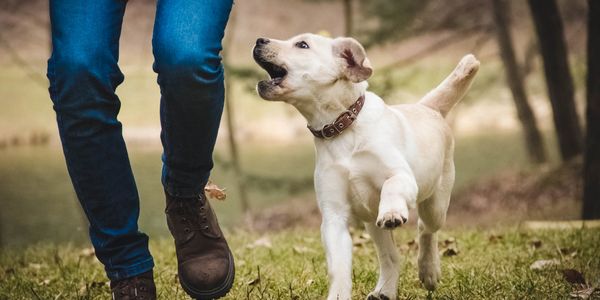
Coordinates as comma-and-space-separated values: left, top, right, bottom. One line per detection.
449, 157, 583, 227
247, 196, 322, 233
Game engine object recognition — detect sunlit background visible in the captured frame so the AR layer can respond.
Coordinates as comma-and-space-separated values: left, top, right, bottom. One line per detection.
0, 0, 589, 248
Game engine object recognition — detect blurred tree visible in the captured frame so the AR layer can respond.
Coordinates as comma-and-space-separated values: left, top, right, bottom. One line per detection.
342, 0, 353, 36
527, 0, 583, 161
357, 0, 430, 47
491, 0, 546, 164
222, 7, 250, 214
583, 0, 600, 219
304, 0, 354, 36
357, 0, 488, 48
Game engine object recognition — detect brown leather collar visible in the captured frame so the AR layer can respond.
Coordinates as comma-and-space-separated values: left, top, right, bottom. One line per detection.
308, 95, 365, 139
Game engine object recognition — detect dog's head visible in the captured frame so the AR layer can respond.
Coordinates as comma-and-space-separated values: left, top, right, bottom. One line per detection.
252, 33, 372, 102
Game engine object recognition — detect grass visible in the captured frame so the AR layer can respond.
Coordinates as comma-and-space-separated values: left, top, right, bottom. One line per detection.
1, 227, 599, 299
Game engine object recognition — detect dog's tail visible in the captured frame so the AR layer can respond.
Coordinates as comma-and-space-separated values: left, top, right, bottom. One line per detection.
419, 54, 480, 118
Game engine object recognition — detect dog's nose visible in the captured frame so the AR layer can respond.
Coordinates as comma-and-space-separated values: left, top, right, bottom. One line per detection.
256, 38, 270, 46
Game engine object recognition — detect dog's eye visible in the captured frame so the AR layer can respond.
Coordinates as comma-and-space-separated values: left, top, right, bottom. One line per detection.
295, 41, 309, 49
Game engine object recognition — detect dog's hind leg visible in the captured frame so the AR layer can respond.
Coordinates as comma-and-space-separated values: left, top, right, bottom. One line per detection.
417, 160, 454, 291
364, 223, 400, 300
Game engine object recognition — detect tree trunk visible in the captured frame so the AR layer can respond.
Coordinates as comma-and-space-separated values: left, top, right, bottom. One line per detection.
491, 0, 546, 164
583, 0, 600, 219
342, 0, 353, 36
527, 0, 583, 161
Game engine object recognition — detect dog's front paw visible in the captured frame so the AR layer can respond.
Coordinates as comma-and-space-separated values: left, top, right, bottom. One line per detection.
376, 211, 408, 230
366, 291, 396, 300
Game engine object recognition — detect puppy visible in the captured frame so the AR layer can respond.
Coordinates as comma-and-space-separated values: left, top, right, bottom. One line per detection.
253, 33, 479, 300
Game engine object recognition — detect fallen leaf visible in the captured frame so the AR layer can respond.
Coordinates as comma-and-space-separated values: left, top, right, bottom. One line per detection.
303, 237, 316, 243
560, 247, 578, 258
529, 259, 560, 270
352, 233, 370, 247
204, 181, 226, 201
443, 237, 456, 247
442, 247, 459, 257
570, 286, 596, 299
293, 246, 315, 254
89, 281, 105, 289
530, 239, 543, 249
407, 239, 417, 249
306, 279, 314, 286
80, 247, 95, 257
247, 277, 260, 286
246, 236, 272, 249
488, 234, 504, 243
39, 279, 51, 285
28, 263, 43, 270
562, 269, 586, 285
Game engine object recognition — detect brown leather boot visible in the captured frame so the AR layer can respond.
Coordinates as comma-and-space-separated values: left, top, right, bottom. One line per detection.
110, 271, 156, 300
165, 192, 235, 299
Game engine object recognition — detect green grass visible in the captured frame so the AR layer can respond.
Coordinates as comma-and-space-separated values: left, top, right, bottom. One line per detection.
1, 227, 598, 299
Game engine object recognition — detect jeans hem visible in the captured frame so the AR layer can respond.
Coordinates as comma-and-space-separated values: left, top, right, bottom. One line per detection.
162, 173, 209, 199
106, 257, 155, 281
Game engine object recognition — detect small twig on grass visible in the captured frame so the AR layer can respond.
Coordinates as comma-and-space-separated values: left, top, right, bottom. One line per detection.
29, 285, 42, 300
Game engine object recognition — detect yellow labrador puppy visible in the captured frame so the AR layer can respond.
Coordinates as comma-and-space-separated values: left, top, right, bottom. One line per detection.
253, 33, 479, 300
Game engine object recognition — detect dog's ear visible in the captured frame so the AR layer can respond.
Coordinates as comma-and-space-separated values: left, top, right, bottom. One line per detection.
332, 37, 372, 83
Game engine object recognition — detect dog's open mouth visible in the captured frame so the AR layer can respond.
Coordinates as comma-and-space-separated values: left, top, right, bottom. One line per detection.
257, 60, 287, 86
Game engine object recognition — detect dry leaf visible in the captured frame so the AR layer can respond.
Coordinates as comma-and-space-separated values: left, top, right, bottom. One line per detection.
562, 269, 586, 285
352, 233, 370, 247
247, 277, 260, 286
246, 236, 272, 249
530, 239, 543, 249
443, 237, 456, 247
407, 239, 417, 249
442, 247, 459, 257
89, 281, 105, 289
293, 246, 315, 254
39, 279, 51, 286
306, 279, 314, 286
529, 259, 560, 270
488, 234, 504, 243
80, 247, 95, 257
28, 263, 43, 270
560, 247, 578, 258
570, 286, 596, 299
204, 181, 227, 201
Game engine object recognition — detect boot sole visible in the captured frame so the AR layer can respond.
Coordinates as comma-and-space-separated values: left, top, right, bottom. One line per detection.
179, 252, 235, 300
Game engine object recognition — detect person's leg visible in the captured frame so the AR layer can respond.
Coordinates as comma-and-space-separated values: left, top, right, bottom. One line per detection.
153, 0, 233, 197
152, 1, 235, 298
48, 0, 153, 282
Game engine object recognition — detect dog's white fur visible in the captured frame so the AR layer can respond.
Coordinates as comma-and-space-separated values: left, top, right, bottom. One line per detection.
253, 33, 479, 300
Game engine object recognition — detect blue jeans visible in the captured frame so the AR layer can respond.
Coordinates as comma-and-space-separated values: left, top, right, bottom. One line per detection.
47, 0, 233, 281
